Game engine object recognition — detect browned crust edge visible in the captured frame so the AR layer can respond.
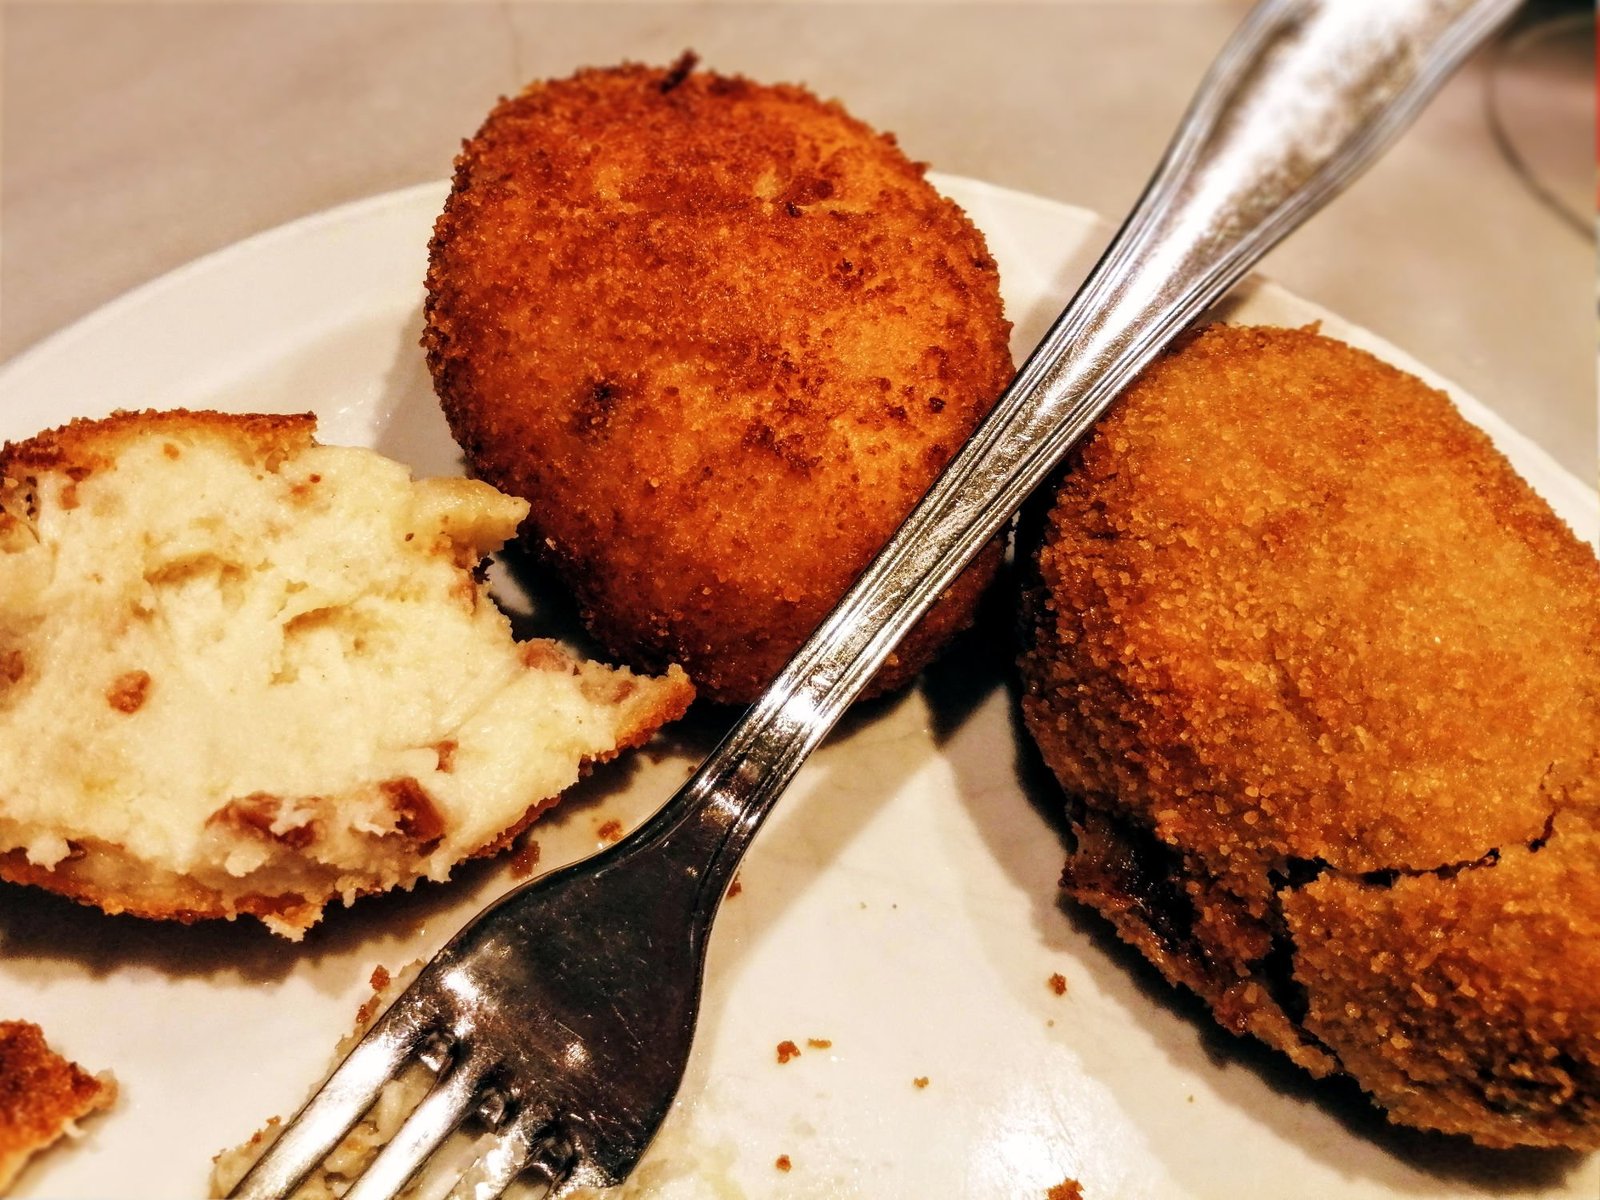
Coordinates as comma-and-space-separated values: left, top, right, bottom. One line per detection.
0, 409, 317, 479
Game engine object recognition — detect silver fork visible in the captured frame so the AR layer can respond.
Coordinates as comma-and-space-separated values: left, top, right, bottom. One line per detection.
230, 2, 1518, 1195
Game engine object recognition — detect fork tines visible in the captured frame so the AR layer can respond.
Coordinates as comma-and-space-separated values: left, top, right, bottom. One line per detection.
228, 995, 570, 1200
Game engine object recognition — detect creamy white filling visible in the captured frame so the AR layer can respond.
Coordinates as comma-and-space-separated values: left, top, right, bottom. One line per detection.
0, 425, 685, 916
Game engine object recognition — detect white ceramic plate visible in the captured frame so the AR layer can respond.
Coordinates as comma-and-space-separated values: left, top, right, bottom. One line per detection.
0, 177, 1594, 1200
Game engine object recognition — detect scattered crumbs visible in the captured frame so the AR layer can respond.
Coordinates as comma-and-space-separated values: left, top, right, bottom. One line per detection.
1046, 1019, 1056, 1028
775, 1040, 801, 1064
596, 818, 624, 843
510, 838, 542, 878
1046, 1179, 1084, 1200
858, 901, 867, 910
354, 965, 392, 1029
727, 874, 743, 899
234, 1114, 280, 1157
1048, 972, 1068, 997
913, 1076, 930, 1089
1187, 1094, 1196, 1103
805, 1037, 832, 1050
774, 1154, 793, 1172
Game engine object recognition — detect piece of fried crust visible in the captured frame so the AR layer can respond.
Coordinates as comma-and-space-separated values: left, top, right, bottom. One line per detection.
0, 1021, 115, 1194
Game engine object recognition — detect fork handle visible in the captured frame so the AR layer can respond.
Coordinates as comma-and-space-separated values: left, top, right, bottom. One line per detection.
646, 0, 1518, 892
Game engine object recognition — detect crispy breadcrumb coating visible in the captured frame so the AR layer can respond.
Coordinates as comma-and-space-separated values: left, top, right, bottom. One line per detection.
424, 56, 1013, 703
1018, 324, 1600, 1148
0, 1021, 114, 1192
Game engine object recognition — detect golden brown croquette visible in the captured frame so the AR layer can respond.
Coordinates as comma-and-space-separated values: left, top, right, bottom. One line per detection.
1017, 324, 1599, 1148
424, 57, 1014, 704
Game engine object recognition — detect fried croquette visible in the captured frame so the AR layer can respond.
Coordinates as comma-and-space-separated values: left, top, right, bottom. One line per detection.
1017, 324, 1600, 1148
424, 56, 1014, 704
0, 411, 692, 937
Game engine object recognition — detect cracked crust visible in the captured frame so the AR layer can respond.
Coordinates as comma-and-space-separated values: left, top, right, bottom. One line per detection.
0, 1021, 115, 1192
424, 56, 1013, 703
1287, 802, 1600, 1147
1018, 324, 1600, 1148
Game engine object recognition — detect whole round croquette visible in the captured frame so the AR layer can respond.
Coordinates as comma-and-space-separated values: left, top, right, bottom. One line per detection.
424, 56, 1014, 704
1017, 323, 1600, 1148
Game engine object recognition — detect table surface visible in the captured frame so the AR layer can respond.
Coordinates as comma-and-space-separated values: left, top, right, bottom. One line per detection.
2, 1, 1595, 492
